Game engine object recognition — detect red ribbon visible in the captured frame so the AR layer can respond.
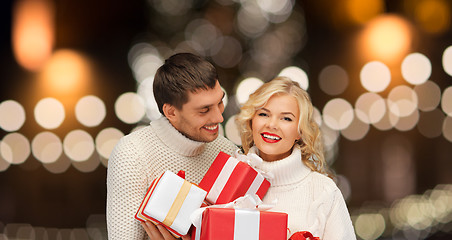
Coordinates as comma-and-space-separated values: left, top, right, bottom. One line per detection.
289, 231, 320, 240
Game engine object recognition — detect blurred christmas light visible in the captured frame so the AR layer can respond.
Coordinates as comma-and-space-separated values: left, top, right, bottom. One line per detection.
34, 97, 65, 130
401, 53, 432, 85
318, 65, 349, 96
31, 131, 62, 164
322, 98, 354, 131
12, 0, 54, 71
360, 61, 391, 93
75, 95, 106, 127
0, 100, 26, 132
63, 130, 94, 162
358, 14, 412, 64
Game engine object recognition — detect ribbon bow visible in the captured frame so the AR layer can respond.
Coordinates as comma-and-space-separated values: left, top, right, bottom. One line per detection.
190, 194, 274, 229
289, 231, 320, 240
233, 149, 274, 180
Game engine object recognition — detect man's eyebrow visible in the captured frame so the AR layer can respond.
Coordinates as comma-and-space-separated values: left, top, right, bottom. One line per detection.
196, 91, 225, 110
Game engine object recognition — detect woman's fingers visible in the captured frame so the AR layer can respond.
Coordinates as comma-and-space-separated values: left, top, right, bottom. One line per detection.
142, 221, 190, 240
141, 221, 163, 239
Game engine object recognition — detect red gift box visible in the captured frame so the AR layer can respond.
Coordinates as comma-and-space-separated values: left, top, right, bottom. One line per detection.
199, 151, 270, 204
192, 207, 287, 240
134, 170, 207, 237
289, 231, 320, 240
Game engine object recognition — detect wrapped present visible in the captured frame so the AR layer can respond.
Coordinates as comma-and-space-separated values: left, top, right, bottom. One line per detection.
289, 231, 320, 240
199, 151, 271, 204
191, 194, 287, 240
135, 170, 207, 237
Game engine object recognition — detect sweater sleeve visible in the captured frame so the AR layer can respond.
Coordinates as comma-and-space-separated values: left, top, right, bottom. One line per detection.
322, 189, 356, 240
106, 136, 147, 240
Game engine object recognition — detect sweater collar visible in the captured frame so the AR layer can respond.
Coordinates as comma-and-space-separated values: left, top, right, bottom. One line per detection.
249, 146, 311, 186
150, 117, 205, 157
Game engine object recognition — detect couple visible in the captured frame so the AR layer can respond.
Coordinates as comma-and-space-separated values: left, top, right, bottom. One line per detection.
106, 53, 356, 240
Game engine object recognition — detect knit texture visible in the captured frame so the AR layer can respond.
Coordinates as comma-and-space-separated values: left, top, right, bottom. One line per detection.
106, 117, 237, 240
249, 147, 356, 240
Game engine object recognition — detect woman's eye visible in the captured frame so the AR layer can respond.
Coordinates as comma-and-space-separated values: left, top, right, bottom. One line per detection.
283, 117, 293, 121
258, 112, 268, 117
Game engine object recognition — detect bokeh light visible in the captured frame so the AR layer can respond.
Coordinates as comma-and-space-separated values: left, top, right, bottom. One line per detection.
31, 131, 62, 164
359, 14, 412, 64
115, 92, 146, 124
442, 45, 452, 77
34, 97, 65, 129
75, 95, 106, 127
417, 109, 445, 138
318, 65, 349, 96
0, 133, 30, 165
185, 19, 221, 56
235, 77, 264, 105
12, 0, 54, 71
39, 49, 91, 95
236, 2, 270, 38
224, 115, 241, 146
414, 0, 451, 34
211, 36, 243, 68
345, 0, 385, 25
360, 61, 391, 93
137, 77, 161, 121
373, 101, 399, 131
152, 0, 192, 16
72, 155, 100, 173
355, 92, 386, 124
387, 85, 418, 117
401, 52, 432, 85
95, 127, 124, 163
278, 66, 309, 90
322, 98, 354, 131
443, 116, 452, 142
441, 86, 452, 117
313, 107, 322, 127
0, 145, 10, 172
413, 80, 441, 111
355, 213, 386, 240
341, 113, 370, 141
0, 100, 26, 132
63, 130, 94, 162
43, 155, 71, 174
394, 109, 419, 132
129, 46, 163, 84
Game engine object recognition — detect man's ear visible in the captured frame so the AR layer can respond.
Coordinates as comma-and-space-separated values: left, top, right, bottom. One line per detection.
162, 103, 177, 122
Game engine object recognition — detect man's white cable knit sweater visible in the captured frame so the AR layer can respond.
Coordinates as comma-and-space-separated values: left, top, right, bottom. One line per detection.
249, 146, 356, 240
106, 117, 237, 240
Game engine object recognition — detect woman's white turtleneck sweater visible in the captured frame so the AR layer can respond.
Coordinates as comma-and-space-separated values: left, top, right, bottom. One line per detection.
107, 117, 237, 240
249, 146, 356, 240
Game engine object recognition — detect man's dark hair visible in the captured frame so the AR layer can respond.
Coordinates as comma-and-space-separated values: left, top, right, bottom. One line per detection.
153, 53, 219, 114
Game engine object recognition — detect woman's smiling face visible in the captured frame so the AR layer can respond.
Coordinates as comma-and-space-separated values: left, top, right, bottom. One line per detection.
251, 93, 301, 162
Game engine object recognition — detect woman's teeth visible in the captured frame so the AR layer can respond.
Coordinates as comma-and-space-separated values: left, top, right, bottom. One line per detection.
262, 133, 281, 140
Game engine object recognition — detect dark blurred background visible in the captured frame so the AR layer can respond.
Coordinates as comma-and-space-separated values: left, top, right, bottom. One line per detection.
1, 0, 452, 239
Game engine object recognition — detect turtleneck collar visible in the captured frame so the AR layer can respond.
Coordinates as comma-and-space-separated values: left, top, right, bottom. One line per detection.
249, 146, 311, 187
150, 117, 205, 157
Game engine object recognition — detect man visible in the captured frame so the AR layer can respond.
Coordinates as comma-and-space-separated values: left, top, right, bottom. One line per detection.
106, 53, 237, 240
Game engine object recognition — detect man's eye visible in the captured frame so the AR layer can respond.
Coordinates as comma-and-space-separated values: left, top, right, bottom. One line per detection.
200, 109, 209, 114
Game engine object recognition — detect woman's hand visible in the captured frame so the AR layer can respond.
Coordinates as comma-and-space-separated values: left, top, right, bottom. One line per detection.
141, 221, 191, 240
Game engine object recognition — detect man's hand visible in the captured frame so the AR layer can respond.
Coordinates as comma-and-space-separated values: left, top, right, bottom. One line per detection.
141, 221, 191, 240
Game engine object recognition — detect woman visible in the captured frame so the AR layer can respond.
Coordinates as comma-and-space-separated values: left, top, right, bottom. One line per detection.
236, 76, 356, 239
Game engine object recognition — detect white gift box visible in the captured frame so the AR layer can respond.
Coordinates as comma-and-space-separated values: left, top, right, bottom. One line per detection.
135, 170, 207, 237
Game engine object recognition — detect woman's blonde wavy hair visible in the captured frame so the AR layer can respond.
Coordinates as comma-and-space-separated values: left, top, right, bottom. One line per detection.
235, 76, 332, 177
